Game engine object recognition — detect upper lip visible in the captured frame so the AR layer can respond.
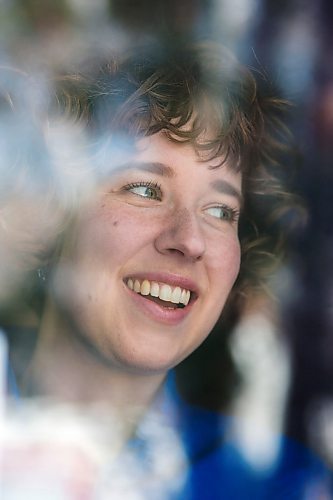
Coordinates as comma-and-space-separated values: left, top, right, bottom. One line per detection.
123, 272, 200, 295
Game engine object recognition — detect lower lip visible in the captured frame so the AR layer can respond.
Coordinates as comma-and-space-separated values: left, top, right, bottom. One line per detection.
124, 284, 194, 326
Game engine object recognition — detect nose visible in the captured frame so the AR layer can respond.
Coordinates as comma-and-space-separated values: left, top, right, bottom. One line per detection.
154, 207, 206, 262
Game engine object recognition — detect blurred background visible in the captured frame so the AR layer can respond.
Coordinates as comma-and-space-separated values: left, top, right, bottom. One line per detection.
1, 0, 333, 479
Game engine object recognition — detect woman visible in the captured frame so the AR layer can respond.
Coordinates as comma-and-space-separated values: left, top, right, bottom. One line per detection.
1, 43, 330, 498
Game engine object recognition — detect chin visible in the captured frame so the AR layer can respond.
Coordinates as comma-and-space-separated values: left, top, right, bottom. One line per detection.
110, 346, 185, 375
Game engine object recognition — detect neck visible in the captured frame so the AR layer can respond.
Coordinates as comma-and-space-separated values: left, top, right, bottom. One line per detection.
23, 299, 166, 418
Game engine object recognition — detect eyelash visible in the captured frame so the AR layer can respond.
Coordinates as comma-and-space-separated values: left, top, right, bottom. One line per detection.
122, 180, 162, 200
207, 204, 240, 223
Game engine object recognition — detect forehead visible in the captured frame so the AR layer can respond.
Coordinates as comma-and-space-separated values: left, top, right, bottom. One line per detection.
135, 132, 241, 183
104, 132, 243, 205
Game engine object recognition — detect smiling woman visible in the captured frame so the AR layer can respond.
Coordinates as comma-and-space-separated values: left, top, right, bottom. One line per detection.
47, 131, 241, 375
1, 42, 326, 498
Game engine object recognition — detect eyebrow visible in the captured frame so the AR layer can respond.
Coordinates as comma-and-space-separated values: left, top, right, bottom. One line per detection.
210, 179, 243, 206
108, 161, 242, 204
111, 161, 175, 178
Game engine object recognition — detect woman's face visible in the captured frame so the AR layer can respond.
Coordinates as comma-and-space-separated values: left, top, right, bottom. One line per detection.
53, 132, 242, 374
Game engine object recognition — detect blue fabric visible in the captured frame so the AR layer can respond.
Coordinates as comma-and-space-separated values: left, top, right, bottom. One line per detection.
161, 373, 333, 499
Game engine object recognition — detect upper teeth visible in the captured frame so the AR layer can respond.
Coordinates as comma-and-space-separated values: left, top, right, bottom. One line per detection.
126, 279, 191, 306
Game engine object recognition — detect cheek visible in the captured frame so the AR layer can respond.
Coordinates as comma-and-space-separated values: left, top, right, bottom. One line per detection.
209, 234, 241, 285
76, 204, 155, 265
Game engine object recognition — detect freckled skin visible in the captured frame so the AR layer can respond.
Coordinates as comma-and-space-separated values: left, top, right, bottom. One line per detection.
52, 133, 241, 374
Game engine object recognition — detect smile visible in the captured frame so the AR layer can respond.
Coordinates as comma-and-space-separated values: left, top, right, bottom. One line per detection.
126, 278, 191, 307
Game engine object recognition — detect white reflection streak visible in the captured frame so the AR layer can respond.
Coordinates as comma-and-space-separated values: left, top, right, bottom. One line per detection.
229, 311, 291, 470
275, 11, 319, 96
0, 331, 8, 492
212, 0, 259, 38
308, 399, 333, 467
0, 398, 188, 499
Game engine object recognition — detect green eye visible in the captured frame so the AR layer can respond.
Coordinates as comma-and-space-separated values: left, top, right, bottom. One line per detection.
124, 182, 162, 201
206, 205, 239, 222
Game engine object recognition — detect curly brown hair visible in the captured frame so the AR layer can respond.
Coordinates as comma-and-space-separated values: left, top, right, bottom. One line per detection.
0, 42, 304, 408
51, 41, 303, 300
